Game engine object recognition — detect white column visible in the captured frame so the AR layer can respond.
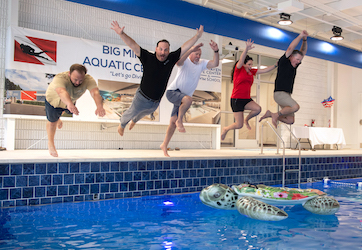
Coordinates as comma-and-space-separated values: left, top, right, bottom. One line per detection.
4, 118, 15, 150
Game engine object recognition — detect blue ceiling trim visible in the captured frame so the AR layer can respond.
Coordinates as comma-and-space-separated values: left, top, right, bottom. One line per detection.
66, 0, 362, 68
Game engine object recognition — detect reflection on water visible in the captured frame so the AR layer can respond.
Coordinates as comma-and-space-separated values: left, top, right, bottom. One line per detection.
0, 182, 361, 249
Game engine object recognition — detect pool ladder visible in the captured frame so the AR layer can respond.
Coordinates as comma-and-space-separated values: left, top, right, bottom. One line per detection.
260, 121, 301, 188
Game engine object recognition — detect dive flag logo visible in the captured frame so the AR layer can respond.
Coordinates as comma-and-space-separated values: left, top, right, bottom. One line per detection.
14, 36, 57, 65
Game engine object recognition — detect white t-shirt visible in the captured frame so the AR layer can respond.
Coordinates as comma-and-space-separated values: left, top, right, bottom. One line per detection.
167, 57, 209, 96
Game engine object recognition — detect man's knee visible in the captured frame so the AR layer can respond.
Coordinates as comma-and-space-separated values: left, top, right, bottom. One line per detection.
170, 115, 177, 124
292, 104, 300, 112
182, 95, 192, 105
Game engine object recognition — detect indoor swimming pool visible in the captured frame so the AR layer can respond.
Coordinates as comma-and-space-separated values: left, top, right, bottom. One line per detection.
0, 179, 361, 249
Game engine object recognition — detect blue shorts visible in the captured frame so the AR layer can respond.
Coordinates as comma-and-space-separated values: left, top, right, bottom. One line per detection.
45, 99, 71, 122
166, 89, 187, 117
230, 98, 253, 112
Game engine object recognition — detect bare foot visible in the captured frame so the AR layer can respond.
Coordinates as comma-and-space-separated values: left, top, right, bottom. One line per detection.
48, 143, 58, 157
221, 127, 228, 140
176, 120, 186, 133
57, 119, 63, 129
160, 143, 170, 157
129, 120, 136, 130
271, 112, 279, 128
117, 124, 124, 136
259, 110, 272, 122
245, 120, 251, 130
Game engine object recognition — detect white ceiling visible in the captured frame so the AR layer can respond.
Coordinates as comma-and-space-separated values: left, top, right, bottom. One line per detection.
183, 0, 362, 52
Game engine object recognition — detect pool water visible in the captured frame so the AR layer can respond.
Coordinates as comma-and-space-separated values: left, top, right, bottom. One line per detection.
1, 179, 362, 249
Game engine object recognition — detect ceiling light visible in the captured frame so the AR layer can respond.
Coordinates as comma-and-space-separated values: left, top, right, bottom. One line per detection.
278, 13, 292, 26
330, 26, 344, 41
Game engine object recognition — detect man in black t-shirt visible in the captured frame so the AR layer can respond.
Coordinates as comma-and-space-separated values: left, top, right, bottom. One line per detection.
111, 21, 204, 136
259, 30, 308, 127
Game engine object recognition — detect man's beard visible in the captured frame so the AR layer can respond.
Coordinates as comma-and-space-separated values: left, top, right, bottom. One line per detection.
71, 81, 81, 88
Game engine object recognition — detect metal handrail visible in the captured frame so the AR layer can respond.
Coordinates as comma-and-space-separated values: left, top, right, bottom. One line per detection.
277, 123, 301, 188
260, 121, 301, 188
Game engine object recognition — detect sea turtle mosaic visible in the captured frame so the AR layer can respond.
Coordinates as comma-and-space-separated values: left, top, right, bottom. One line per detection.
199, 183, 340, 221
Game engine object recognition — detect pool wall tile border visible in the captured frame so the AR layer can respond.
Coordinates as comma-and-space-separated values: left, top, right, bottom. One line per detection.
0, 155, 361, 207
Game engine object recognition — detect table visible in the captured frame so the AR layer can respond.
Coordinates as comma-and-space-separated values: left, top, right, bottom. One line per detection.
292, 127, 346, 149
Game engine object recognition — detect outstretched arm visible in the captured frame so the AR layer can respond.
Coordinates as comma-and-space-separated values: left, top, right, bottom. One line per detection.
90, 87, 106, 117
236, 39, 254, 69
180, 25, 204, 57
256, 64, 278, 74
111, 21, 141, 57
177, 43, 204, 66
55, 87, 79, 115
286, 30, 308, 58
206, 40, 219, 69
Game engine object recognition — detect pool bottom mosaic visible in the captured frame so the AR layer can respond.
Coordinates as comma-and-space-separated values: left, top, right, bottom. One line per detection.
0, 156, 361, 207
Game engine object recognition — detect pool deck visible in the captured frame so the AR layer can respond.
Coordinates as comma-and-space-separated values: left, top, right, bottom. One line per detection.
1, 147, 362, 163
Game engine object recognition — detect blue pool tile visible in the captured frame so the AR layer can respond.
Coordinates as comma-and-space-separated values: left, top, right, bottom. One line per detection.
190, 170, 196, 178
16, 176, 28, 187
75, 174, 85, 184
207, 160, 215, 168
182, 170, 189, 178
35, 164, 46, 174
41, 198, 52, 205
0, 165, 9, 175
178, 179, 185, 188
69, 185, 79, 195
174, 170, 181, 178
47, 163, 57, 174
124, 172, 132, 181
129, 161, 137, 171
120, 183, 128, 191
59, 163, 69, 173
110, 183, 118, 192
204, 169, 210, 177
129, 182, 136, 191
29, 199, 39, 206
3, 200, 14, 207
115, 173, 123, 182
47, 186, 57, 196
200, 178, 206, 186
85, 173, 95, 183
96, 173, 105, 183
147, 161, 155, 170
91, 162, 100, 172
162, 180, 170, 188
101, 162, 110, 172
171, 180, 177, 188
159, 171, 166, 179
194, 160, 200, 169
138, 162, 146, 171
186, 179, 193, 187
210, 169, 216, 177
146, 181, 154, 190
179, 161, 186, 169
134, 172, 141, 181
221, 160, 227, 167
29, 176, 40, 186
101, 184, 109, 193
70, 163, 80, 173
80, 184, 90, 194
120, 162, 129, 171
106, 173, 115, 182
16, 200, 27, 206
10, 188, 21, 199
197, 169, 203, 177
110, 162, 119, 172
64, 174, 74, 184
35, 187, 45, 197
187, 161, 193, 169
215, 160, 221, 168
142, 172, 150, 181
201, 160, 207, 168
11, 164, 22, 175
0, 190, 8, 200
163, 161, 170, 170
138, 182, 145, 190
167, 171, 174, 179
150, 171, 158, 180
58, 186, 68, 196
4, 177, 15, 187
141, 191, 149, 196
155, 181, 162, 189
155, 161, 162, 170
41, 175, 51, 186
171, 161, 178, 169
90, 184, 99, 194
23, 164, 34, 174
52, 197, 63, 203
63, 196, 74, 203
53, 175, 63, 185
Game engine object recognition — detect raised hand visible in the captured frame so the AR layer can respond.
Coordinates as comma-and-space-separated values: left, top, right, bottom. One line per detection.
196, 25, 204, 39
209, 40, 218, 52
301, 30, 309, 39
245, 39, 255, 51
111, 21, 125, 35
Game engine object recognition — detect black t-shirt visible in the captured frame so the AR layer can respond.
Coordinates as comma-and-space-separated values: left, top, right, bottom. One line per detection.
274, 53, 300, 93
138, 47, 181, 100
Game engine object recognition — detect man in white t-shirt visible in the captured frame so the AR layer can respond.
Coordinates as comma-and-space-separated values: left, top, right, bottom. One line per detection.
160, 41, 219, 157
